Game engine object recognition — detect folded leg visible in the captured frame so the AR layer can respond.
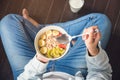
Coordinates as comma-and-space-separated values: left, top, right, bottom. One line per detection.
47, 13, 112, 76
0, 14, 43, 80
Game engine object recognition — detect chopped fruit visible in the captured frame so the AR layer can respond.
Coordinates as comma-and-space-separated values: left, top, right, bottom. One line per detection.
58, 32, 62, 36
46, 30, 52, 36
40, 34, 46, 39
58, 44, 66, 49
52, 30, 59, 36
38, 29, 68, 59
38, 39, 46, 47
40, 47, 47, 54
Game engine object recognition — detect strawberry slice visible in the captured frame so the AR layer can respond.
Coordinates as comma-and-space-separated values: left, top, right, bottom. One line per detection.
57, 32, 62, 36
58, 44, 66, 49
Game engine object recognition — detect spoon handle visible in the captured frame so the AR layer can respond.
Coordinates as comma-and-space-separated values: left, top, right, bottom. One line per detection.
71, 29, 99, 39
71, 34, 83, 39
72, 33, 87, 39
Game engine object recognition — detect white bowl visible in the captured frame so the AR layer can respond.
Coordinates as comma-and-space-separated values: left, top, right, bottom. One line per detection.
34, 25, 70, 60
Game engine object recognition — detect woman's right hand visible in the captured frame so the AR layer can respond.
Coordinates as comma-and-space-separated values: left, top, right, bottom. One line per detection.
82, 26, 101, 56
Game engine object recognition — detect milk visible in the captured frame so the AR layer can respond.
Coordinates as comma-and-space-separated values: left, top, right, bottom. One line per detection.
69, 0, 84, 13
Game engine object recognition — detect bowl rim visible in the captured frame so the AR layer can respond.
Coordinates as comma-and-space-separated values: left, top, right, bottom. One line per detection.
34, 25, 70, 60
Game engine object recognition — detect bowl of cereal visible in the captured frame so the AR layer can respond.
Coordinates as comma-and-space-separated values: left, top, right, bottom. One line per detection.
34, 25, 70, 60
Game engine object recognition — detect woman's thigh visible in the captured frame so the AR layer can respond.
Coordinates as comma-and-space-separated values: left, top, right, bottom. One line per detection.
0, 14, 41, 80
47, 13, 112, 76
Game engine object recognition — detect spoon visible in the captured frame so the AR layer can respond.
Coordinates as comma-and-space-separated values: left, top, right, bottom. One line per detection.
56, 29, 99, 44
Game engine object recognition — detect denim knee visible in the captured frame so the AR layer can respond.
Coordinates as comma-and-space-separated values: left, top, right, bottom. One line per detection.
1, 14, 18, 22
88, 13, 112, 30
89, 13, 107, 18
0, 14, 22, 32
0, 14, 16, 28
90, 13, 111, 24
96, 13, 111, 31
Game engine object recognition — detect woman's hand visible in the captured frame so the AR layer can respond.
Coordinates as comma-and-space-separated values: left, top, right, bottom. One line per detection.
82, 26, 101, 56
36, 53, 49, 63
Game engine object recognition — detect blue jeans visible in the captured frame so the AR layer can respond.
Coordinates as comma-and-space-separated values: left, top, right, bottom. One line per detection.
0, 13, 111, 80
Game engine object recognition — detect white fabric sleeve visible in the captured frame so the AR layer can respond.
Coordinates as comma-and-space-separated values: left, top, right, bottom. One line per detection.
17, 55, 48, 80
86, 44, 112, 80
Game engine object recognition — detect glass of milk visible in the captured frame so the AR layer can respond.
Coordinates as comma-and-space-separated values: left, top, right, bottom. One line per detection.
69, 0, 84, 13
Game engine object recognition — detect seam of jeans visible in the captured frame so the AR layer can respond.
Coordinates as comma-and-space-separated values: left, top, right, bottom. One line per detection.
14, 15, 35, 49
16, 15, 38, 38
19, 22, 35, 49
23, 19, 38, 35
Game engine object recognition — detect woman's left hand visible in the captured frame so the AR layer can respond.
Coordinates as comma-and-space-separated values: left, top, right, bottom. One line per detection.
36, 53, 49, 63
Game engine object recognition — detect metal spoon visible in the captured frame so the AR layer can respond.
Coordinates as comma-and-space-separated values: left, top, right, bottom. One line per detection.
56, 29, 99, 44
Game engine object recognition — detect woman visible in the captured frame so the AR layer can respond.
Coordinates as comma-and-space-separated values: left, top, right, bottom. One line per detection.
0, 9, 112, 80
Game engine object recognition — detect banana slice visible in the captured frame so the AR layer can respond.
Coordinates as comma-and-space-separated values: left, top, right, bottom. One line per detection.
40, 47, 47, 54
38, 39, 46, 47
52, 30, 59, 36
46, 30, 52, 37
40, 34, 46, 39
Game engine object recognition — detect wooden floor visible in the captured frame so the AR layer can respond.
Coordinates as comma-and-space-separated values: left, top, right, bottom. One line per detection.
0, 0, 120, 80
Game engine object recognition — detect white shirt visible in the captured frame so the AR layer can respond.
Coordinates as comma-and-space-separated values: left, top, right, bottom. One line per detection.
17, 45, 112, 80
